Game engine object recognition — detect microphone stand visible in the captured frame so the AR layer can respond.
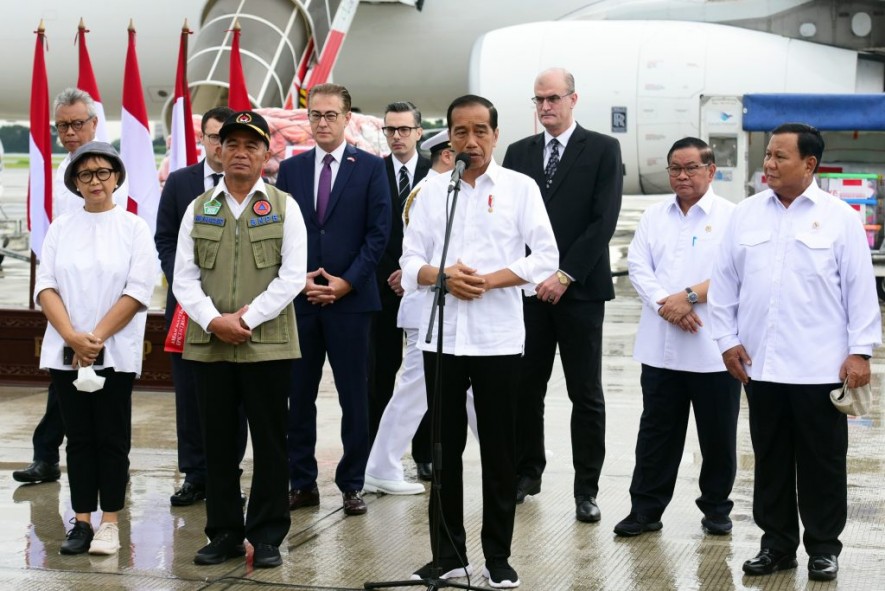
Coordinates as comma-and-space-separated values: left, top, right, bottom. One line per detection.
365, 171, 481, 591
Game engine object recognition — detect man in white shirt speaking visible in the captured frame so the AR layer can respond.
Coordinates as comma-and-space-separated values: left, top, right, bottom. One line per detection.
618, 137, 740, 538
401, 94, 558, 589
709, 123, 881, 582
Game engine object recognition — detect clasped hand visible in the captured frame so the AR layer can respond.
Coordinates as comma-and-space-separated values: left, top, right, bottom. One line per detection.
208, 305, 252, 345
444, 260, 485, 300
68, 331, 103, 368
304, 268, 352, 306
656, 292, 702, 333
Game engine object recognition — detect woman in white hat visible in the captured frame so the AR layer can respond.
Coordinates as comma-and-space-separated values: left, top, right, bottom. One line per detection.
35, 141, 157, 556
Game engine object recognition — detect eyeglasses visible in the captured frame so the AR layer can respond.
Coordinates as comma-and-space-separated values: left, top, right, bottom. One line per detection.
381, 126, 419, 138
75, 167, 115, 184
530, 92, 574, 106
204, 133, 221, 144
308, 111, 341, 122
56, 117, 94, 133
665, 164, 710, 177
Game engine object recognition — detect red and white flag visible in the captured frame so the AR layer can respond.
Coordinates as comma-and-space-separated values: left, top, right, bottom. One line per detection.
168, 20, 197, 173
76, 19, 108, 142
28, 21, 52, 259
120, 22, 160, 235
228, 20, 251, 111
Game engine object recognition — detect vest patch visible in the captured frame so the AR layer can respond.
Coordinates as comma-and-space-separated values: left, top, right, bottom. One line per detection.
253, 200, 272, 216
195, 215, 226, 226
249, 214, 281, 227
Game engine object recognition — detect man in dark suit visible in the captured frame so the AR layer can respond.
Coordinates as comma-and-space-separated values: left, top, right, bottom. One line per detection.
370, 101, 432, 479
503, 67, 623, 523
276, 83, 391, 516
155, 106, 247, 507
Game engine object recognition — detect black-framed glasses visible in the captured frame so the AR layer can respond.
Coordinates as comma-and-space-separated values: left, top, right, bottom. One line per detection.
204, 133, 221, 144
530, 92, 574, 106
381, 126, 419, 138
665, 164, 710, 177
55, 116, 94, 133
75, 168, 115, 184
308, 111, 341, 122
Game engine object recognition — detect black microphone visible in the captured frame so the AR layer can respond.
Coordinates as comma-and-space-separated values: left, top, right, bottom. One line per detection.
447, 152, 471, 193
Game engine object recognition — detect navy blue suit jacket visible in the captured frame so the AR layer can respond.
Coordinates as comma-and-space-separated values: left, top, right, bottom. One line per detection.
276, 144, 391, 315
155, 160, 208, 326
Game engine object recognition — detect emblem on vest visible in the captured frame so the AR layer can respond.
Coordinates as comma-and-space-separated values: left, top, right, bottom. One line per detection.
249, 214, 281, 227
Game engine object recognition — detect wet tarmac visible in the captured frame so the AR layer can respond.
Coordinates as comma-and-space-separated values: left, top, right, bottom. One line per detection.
1, 168, 884, 589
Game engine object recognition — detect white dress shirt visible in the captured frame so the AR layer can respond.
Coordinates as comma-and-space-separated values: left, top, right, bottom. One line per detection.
709, 180, 881, 384
392, 151, 419, 190
203, 160, 223, 191
401, 160, 559, 356
36, 206, 158, 374
312, 141, 347, 206
172, 178, 308, 332
628, 189, 734, 372
543, 120, 576, 168
55, 154, 130, 219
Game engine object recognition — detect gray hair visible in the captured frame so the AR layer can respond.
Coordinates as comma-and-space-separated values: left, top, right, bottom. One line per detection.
53, 87, 97, 118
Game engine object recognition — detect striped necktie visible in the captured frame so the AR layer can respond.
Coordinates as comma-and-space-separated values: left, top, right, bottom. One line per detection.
398, 165, 410, 208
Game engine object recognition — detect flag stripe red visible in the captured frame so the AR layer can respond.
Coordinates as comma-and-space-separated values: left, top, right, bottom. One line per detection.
28, 26, 52, 257
228, 28, 251, 110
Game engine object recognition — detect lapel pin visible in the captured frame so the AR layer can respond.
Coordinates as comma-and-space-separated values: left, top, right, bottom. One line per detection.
488, 195, 494, 213
347, 156, 356, 162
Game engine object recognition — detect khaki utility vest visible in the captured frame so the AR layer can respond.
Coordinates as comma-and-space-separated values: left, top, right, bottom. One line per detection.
183, 185, 300, 363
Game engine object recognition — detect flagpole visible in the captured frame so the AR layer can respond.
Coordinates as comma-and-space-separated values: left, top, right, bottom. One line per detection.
28, 19, 52, 309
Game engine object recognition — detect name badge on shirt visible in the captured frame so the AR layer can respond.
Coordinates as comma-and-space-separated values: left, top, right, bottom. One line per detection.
249, 214, 281, 227
203, 199, 222, 215
195, 215, 225, 226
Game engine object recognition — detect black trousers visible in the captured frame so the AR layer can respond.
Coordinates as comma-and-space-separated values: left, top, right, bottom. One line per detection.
517, 297, 606, 496
171, 353, 247, 485
423, 352, 519, 563
193, 360, 292, 546
32, 382, 65, 464
745, 380, 847, 556
630, 365, 740, 519
51, 368, 133, 514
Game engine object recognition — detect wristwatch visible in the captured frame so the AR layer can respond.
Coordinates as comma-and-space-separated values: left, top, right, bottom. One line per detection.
556, 270, 571, 286
685, 287, 698, 305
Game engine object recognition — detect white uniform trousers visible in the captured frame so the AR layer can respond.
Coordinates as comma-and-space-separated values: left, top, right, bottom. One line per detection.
366, 328, 477, 481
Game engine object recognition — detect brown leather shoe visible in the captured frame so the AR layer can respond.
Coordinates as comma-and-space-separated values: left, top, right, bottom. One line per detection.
288, 486, 319, 510
342, 490, 367, 515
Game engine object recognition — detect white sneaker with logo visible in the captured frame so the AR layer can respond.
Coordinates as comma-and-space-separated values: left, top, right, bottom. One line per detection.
88, 522, 120, 555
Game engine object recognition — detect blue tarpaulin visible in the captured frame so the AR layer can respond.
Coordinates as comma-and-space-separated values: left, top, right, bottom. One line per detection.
742, 94, 885, 132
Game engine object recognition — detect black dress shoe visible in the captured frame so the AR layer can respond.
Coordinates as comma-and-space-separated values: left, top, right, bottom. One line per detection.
60, 520, 93, 555
288, 486, 320, 510
343, 490, 367, 515
701, 514, 732, 535
808, 554, 838, 581
742, 548, 798, 576
170, 482, 206, 507
613, 512, 662, 537
515, 476, 541, 504
13, 461, 61, 484
252, 543, 282, 568
575, 495, 601, 523
194, 532, 246, 565
416, 462, 433, 482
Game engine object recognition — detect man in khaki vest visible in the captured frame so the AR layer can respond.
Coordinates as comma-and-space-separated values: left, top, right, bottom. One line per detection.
172, 111, 307, 569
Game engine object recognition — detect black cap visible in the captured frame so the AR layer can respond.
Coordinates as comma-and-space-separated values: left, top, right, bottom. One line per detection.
64, 141, 126, 194
219, 111, 271, 147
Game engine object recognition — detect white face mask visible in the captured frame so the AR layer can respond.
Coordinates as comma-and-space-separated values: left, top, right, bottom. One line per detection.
73, 366, 106, 392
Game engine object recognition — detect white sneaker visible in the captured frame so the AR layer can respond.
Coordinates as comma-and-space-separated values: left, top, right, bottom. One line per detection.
364, 475, 425, 495
88, 522, 120, 555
